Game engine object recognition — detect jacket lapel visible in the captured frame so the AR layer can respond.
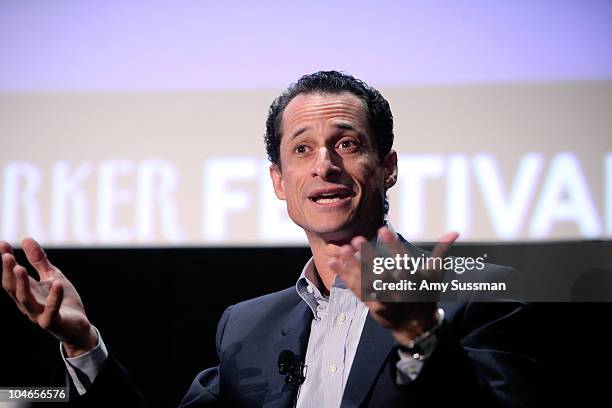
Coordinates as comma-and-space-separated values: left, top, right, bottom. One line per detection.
262, 299, 312, 408
341, 314, 396, 408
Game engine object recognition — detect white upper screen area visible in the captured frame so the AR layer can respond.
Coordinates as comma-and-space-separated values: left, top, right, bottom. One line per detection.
1, 0, 611, 91
1, 1, 611, 246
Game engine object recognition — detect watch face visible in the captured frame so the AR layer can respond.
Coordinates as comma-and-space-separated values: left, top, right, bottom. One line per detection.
399, 309, 446, 360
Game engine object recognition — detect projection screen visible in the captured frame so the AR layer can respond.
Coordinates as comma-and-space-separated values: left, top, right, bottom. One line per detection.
1, 1, 611, 246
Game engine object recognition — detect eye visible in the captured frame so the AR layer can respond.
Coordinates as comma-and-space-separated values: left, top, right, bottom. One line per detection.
294, 144, 309, 154
338, 139, 359, 151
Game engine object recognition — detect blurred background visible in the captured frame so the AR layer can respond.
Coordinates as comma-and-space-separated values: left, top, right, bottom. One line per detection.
1, 1, 611, 406
1, 0, 611, 246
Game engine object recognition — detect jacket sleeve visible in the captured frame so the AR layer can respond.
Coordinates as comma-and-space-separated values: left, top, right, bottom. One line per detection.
56, 306, 233, 407
55, 351, 149, 408
372, 299, 539, 408
178, 305, 233, 407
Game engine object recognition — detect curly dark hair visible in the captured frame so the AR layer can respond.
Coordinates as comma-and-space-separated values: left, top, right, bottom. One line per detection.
264, 71, 394, 167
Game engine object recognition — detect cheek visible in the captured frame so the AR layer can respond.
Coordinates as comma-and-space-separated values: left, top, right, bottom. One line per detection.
280, 171, 302, 201
355, 169, 387, 205
355, 159, 384, 188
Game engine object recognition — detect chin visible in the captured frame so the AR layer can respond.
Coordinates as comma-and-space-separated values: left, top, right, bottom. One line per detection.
307, 222, 360, 244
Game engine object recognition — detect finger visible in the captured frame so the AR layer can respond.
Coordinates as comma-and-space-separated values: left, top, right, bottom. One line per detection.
15, 265, 44, 315
22, 237, 54, 279
2, 253, 17, 293
376, 226, 413, 283
432, 231, 460, 260
330, 259, 361, 298
0, 240, 14, 255
39, 280, 64, 330
351, 236, 383, 301
377, 226, 397, 244
1, 241, 16, 292
350, 236, 368, 254
335, 245, 362, 296
377, 227, 408, 259
339, 244, 360, 273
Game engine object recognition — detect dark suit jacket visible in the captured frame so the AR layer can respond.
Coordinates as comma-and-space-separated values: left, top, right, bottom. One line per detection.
65, 235, 537, 407
72, 277, 537, 407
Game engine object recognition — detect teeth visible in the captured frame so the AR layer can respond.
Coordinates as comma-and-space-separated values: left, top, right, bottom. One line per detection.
310, 190, 350, 203
315, 197, 341, 204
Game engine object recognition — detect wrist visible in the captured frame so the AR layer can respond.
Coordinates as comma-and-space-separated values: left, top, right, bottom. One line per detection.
395, 308, 445, 360
63, 324, 98, 358
393, 308, 439, 346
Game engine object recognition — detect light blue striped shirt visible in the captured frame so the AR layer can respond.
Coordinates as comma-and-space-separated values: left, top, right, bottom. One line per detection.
295, 257, 370, 408
295, 257, 425, 408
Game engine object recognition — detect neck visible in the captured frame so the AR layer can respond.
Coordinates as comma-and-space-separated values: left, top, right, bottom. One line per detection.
306, 225, 382, 294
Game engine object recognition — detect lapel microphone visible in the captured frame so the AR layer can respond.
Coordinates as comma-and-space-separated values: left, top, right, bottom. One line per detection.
277, 350, 306, 385
278, 350, 306, 408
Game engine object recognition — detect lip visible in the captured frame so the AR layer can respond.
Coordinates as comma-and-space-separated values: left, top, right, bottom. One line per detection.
307, 186, 354, 208
307, 186, 353, 199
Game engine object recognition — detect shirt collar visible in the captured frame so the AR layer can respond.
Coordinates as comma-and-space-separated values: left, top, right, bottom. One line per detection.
295, 257, 349, 318
294, 221, 397, 317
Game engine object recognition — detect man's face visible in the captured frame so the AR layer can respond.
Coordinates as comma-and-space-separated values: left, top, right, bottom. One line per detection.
270, 92, 397, 243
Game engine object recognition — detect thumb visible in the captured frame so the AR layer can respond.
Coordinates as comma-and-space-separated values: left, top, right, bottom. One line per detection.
40, 280, 64, 331
432, 231, 460, 259
22, 238, 55, 280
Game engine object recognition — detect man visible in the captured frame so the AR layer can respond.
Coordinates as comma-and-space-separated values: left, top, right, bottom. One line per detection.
1, 71, 536, 407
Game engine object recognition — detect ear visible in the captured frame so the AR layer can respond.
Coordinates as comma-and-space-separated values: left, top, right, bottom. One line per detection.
383, 150, 398, 189
269, 164, 287, 200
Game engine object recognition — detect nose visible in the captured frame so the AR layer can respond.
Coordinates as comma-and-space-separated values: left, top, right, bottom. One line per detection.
311, 147, 341, 179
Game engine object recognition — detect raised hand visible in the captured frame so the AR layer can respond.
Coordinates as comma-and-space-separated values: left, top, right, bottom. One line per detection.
1, 238, 97, 357
329, 227, 458, 346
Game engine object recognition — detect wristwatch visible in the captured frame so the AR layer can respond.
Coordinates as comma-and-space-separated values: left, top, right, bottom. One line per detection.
398, 308, 446, 361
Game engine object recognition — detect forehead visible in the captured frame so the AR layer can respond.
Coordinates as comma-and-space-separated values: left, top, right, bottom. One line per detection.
280, 92, 369, 136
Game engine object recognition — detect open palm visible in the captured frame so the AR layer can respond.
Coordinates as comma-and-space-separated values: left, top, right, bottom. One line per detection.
1, 238, 97, 356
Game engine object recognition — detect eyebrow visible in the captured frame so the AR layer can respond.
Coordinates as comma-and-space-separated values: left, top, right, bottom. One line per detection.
288, 127, 309, 140
334, 123, 363, 134
288, 123, 365, 141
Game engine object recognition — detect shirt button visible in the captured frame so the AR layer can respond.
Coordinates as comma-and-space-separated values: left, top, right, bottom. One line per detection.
336, 313, 346, 323
328, 363, 337, 374
307, 286, 314, 294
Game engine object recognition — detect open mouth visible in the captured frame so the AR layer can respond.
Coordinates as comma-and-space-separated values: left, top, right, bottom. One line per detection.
309, 190, 352, 204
